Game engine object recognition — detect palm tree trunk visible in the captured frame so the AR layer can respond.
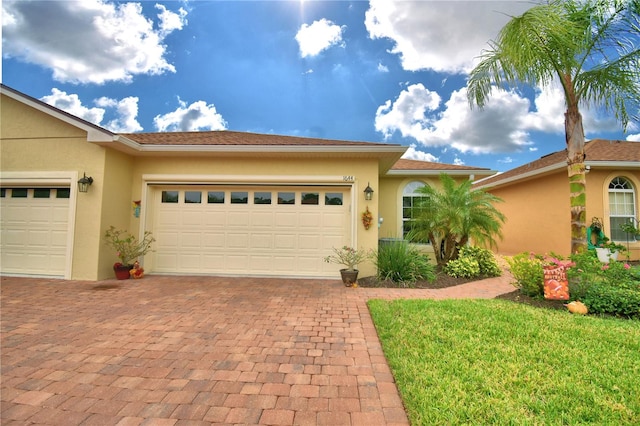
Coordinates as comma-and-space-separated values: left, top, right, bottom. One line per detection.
565, 104, 587, 254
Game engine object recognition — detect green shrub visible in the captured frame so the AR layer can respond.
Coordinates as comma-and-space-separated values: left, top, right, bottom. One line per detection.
581, 283, 640, 318
507, 253, 544, 297
444, 256, 480, 278
460, 246, 502, 277
374, 240, 436, 286
567, 251, 640, 318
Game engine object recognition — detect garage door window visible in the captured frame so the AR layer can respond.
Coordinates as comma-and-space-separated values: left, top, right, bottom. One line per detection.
301, 192, 319, 205
11, 188, 28, 198
254, 192, 272, 204
56, 188, 70, 198
208, 191, 225, 204
278, 192, 295, 205
185, 191, 202, 204
162, 191, 179, 203
34, 188, 51, 198
231, 191, 248, 204
325, 192, 343, 205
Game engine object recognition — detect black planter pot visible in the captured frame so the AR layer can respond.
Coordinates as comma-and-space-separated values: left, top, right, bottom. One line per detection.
340, 269, 359, 286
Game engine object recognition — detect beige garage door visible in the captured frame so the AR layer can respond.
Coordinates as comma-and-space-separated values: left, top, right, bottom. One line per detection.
149, 185, 351, 277
0, 187, 70, 277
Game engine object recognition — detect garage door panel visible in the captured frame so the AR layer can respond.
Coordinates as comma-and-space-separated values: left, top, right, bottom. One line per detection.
251, 212, 275, 227
182, 211, 204, 226
180, 232, 202, 248
299, 212, 321, 228
202, 232, 225, 248
27, 230, 51, 246
156, 231, 179, 248
179, 254, 202, 270
226, 254, 250, 270
298, 234, 320, 250
250, 234, 273, 249
150, 186, 350, 277
275, 212, 297, 227
228, 212, 250, 226
207, 212, 227, 226
274, 234, 296, 249
0, 188, 70, 277
227, 233, 249, 248
322, 212, 347, 228
157, 210, 181, 226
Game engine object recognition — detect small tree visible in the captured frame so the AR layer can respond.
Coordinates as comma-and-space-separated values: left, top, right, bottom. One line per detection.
408, 174, 506, 266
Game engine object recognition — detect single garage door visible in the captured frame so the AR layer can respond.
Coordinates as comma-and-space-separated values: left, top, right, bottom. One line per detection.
0, 187, 70, 277
149, 185, 351, 277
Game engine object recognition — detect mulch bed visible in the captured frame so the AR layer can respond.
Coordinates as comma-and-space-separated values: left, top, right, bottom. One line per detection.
358, 267, 568, 311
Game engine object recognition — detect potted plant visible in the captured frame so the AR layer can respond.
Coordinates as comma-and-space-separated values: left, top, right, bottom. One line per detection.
324, 246, 368, 286
595, 237, 625, 263
104, 226, 155, 279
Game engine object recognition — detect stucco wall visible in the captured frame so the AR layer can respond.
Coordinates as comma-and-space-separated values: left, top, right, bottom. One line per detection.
487, 169, 640, 260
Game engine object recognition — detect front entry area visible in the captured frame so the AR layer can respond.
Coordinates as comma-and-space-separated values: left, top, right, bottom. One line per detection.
148, 185, 352, 278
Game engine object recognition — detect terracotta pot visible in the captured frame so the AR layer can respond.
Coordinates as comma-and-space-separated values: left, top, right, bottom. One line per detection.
113, 264, 132, 280
340, 269, 359, 286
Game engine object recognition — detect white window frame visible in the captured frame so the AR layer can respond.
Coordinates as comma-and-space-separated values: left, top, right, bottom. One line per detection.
402, 181, 428, 242
608, 176, 637, 241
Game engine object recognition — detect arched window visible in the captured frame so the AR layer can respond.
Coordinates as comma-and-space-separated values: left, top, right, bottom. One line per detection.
608, 177, 637, 241
402, 181, 428, 242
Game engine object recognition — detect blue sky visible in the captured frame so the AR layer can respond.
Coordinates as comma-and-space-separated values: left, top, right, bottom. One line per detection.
2, 0, 638, 171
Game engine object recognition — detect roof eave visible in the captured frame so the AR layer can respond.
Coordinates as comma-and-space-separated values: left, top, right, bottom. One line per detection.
386, 169, 497, 177
1, 84, 115, 142
99, 136, 407, 173
474, 163, 566, 190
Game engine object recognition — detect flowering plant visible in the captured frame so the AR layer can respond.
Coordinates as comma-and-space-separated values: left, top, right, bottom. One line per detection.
362, 207, 373, 230
324, 246, 368, 271
104, 226, 155, 266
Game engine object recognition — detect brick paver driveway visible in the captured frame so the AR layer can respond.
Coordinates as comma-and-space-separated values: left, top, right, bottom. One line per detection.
1, 275, 514, 425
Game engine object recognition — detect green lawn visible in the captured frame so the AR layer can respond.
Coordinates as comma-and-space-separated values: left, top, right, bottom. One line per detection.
368, 299, 640, 425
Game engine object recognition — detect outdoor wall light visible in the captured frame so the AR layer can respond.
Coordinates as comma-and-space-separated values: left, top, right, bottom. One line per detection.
364, 182, 374, 201
77, 172, 94, 193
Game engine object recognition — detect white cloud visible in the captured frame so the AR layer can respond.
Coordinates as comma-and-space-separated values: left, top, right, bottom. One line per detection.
95, 96, 142, 132
364, 0, 533, 73
375, 83, 441, 139
153, 99, 227, 132
402, 144, 438, 162
155, 4, 187, 36
453, 157, 465, 166
376, 84, 537, 154
40, 89, 105, 125
2, 0, 187, 84
295, 18, 344, 58
377, 63, 389, 73
40, 88, 142, 132
627, 133, 640, 141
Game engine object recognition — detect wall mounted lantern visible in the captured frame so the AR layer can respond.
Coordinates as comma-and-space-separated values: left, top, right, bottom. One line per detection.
364, 182, 374, 201
77, 173, 94, 193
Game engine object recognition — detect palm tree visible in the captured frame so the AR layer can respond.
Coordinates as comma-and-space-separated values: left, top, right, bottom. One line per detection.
408, 174, 506, 266
467, 0, 640, 254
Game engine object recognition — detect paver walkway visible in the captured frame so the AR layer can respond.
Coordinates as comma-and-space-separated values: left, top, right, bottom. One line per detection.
1, 274, 515, 425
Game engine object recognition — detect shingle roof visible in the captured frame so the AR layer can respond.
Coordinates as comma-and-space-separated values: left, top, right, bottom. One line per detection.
391, 158, 491, 171
121, 130, 397, 147
475, 139, 640, 188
